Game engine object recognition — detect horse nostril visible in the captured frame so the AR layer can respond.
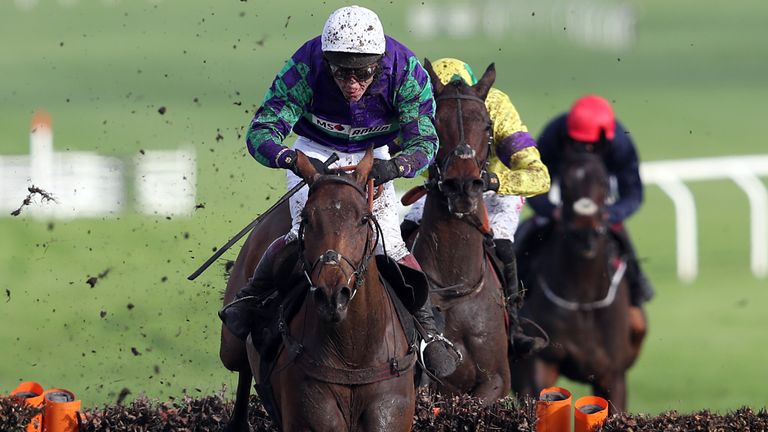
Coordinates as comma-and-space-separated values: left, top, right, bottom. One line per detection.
337, 286, 352, 306
313, 286, 327, 304
467, 178, 485, 196
442, 179, 461, 195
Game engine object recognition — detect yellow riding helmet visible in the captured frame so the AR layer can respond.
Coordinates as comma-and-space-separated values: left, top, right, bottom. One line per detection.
431, 58, 478, 85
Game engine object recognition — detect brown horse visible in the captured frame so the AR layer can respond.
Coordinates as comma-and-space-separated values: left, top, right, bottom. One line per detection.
511, 152, 641, 411
404, 62, 510, 403
221, 149, 418, 431
219, 204, 289, 432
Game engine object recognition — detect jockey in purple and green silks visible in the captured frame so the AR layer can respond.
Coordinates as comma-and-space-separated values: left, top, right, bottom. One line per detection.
246, 37, 437, 182
401, 58, 551, 357
221, 5, 461, 380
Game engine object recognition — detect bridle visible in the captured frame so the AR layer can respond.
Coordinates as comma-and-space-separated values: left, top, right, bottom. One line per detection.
560, 156, 611, 254
297, 174, 381, 302
428, 84, 493, 195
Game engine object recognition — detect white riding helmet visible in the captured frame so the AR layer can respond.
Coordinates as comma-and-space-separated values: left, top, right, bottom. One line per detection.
322, 5, 385, 68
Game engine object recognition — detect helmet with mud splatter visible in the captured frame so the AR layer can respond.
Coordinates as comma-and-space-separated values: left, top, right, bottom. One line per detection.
322, 5, 385, 68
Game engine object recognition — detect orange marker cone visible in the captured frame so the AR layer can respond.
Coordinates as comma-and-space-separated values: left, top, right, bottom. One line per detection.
10, 381, 45, 432
574, 395, 609, 432
536, 386, 572, 432
43, 388, 83, 432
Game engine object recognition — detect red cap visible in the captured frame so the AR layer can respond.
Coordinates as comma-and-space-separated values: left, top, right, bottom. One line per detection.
566, 95, 615, 142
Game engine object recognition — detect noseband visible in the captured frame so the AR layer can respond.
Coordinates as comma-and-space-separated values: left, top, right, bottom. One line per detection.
298, 174, 380, 301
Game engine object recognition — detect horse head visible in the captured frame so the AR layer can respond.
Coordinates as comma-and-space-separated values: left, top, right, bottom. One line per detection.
424, 59, 496, 217
294, 148, 376, 324
559, 152, 610, 258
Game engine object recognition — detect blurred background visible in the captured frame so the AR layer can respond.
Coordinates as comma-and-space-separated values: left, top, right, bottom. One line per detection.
1, 0, 766, 415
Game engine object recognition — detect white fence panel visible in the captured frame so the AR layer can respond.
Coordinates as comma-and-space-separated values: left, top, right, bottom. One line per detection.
134, 148, 197, 217
641, 155, 768, 281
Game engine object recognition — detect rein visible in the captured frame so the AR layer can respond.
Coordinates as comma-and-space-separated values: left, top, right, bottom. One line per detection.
538, 259, 627, 311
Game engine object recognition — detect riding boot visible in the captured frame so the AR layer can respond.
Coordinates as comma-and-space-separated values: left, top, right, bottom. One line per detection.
398, 254, 461, 378
610, 226, 655, 306
400, 219, 420, 242
219, 236, 299, 344
494, 239, 547, 358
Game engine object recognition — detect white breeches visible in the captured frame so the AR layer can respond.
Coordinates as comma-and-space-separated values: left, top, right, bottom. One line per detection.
286, 136, 410, 261
403, 191, 525, 241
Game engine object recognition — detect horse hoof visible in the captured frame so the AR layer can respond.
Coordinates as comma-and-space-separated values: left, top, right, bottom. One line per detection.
223, 420, 250, 432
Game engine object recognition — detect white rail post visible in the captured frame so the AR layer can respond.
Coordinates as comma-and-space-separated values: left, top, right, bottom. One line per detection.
729, 170, 768, 278
654, 177, 698, 283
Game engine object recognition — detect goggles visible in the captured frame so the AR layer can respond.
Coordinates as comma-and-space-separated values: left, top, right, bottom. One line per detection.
328, 63, 378, 82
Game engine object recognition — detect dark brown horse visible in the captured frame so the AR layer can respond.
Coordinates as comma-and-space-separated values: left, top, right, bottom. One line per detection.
404, 62, 510, 403
511, 152, 640, 411
219, 204, 289, 432
221, 149, 417, 431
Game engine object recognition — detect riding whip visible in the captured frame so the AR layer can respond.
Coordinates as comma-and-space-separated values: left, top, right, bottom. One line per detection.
187, 152, 339, 280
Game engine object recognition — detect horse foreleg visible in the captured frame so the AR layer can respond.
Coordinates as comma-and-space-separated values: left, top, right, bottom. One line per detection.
510, 356, 538, 400
471, 364, 510, 404
628, 307, 647, 367
221, 327, 253, 432
224, 370, 253, 432
537, 361, 560, 389
593, 372, 626, 414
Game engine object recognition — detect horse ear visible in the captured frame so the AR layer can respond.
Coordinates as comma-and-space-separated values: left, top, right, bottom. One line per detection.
423, 58, 444, 95
294, 150, 321, 185
354, 146, 374, 186
472, 63, 496, 100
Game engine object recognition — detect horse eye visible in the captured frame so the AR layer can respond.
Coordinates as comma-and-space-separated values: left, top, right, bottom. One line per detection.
360, 215, 369, 225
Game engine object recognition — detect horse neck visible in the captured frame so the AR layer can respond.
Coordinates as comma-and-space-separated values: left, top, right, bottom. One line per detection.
548, 230, 612, 298
307, 259, 399, 365
415, 190, 486, 286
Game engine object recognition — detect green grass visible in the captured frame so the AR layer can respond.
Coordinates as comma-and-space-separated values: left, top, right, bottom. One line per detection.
1, 0, 768, 415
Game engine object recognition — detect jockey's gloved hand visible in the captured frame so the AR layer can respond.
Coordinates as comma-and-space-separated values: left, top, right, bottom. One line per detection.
483, 171, 500, 192
369, 158, 402, 186
281, 150, 328, 176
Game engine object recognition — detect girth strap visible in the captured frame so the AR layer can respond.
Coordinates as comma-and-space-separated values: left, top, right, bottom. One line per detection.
298, 348, 417, 385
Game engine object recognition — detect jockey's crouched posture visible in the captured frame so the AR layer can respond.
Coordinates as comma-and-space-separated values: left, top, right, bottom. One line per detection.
400, 58, 551, 358
219, 6, 460, 378
515, 94, 655, 343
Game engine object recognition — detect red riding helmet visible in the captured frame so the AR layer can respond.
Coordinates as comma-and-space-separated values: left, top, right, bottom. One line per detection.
566, 95, 615, 142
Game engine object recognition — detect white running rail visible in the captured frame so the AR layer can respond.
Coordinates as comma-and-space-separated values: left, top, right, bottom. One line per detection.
641, 155, 768, 282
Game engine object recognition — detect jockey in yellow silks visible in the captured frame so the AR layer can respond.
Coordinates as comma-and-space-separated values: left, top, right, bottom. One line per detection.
401, 58, 550, 356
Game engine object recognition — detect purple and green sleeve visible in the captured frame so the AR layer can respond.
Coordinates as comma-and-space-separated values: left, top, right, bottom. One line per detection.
246, 56, 313, 169
393, 56, 438, 178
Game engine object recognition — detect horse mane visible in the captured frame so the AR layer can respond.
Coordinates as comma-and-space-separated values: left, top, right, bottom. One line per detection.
444, 79, 470, 93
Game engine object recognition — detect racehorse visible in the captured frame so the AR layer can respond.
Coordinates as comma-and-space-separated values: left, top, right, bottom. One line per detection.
219, 204, 289, 432
222, 149, 418, 431
403, 61, 510, 403
510, 151, 640, 411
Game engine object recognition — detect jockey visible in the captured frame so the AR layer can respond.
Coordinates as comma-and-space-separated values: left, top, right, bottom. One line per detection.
400, 58, 551, 357
219, 6, 459, 378
516, 94, 655, 340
